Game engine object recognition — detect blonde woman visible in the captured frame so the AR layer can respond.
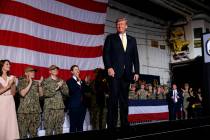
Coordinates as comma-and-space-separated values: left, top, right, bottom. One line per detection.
181, 83, 190, 119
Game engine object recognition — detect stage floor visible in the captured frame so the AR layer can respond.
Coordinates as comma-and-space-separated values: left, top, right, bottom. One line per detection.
22, 116, 210, 140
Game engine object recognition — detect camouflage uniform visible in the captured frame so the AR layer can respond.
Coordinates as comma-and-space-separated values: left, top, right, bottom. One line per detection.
156, 93, 164, 100
148, 92, 157, 99
137, 89, 148, 100
90, 78, 109, 130
42, 77, 69, 136
163, 85, 169, 99
148, 87, 157, 99
17, 79, 42, 139
128, 90, 138, 100
156, 86, 164, 100
90, 92, 108, 130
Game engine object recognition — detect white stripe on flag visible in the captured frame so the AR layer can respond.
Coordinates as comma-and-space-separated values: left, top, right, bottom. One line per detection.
129, 106, 168, 114
93, 0, 109, 3
14, 0, 106, 24
0, 45, 104, 70
0, 14, 104, 47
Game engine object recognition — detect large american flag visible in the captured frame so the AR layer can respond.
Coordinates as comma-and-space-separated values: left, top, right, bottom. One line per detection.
0, 0, 108, 80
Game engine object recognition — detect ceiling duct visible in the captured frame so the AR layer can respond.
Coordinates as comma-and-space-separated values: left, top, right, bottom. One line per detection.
149, 0, 193, 21
190, 0, 210, 12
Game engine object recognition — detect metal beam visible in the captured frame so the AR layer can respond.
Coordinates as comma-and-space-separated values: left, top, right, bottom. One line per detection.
108, 0, 167, 25
190, 0, 210, 12
166, 0, 196, 14
149, 0, 192, 19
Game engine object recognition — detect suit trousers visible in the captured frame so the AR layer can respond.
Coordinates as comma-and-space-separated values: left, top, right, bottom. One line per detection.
68, 106, 86, 133
170, 102, 182, 120
107, 74, 130, 129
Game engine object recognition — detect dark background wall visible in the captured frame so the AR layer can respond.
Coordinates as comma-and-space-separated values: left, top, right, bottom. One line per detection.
170, 56, 203, 90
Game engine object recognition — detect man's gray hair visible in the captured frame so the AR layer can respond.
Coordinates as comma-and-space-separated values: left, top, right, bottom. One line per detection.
115, 17, 128, 24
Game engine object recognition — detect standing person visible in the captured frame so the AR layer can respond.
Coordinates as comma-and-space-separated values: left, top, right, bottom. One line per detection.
194, 88, 203, 118
128, 83, 138, 100
17, 66, 43, 139
181, 83, 190, 119
42, 65, 69, 136
66, 65, 87, 133
0, 60, 19, 140
91, 69, 109, 130
103, 17, 140, 129
136, 84, 148, 100
188, 88, 203, 119
168, 83, 183, 120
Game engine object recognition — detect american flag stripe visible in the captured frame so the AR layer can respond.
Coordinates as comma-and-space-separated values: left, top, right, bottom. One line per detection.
13, 0, 106, 24
0, 1, 105, 35
0, 30, 102, 58
129, 106, 168, 114
128, 113, 169, 122
0, 45, 102, 70
56, 0, 108, 13
93, 0, 109, 3
0, 0, 108, 80
0, 14, 104, 47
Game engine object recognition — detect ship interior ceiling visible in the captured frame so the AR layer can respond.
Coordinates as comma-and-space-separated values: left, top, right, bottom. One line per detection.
113, 0, 210, 24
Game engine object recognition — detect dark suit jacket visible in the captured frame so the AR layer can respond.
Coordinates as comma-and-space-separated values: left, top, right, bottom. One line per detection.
103, 33, 140, 81
66, 78, 86, 108
168, 89, 183, 106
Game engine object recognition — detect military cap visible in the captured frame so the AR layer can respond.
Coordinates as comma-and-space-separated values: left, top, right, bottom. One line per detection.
24, 66, 37, 73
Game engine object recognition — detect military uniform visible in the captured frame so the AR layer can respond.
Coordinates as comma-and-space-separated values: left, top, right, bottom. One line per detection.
128, 83, 138, 100
147, 87, 157, 99
89, 75, 109, 130
137, 89, 148, 100
128, 90, 138, 100
90, 92, 108, 130
17, 78, 42, 139
163, 85, 169, 99
156, 93, 164, 100
42, 77, 69, 136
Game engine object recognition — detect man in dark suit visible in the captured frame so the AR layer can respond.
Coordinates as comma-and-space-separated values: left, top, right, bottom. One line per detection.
168, 83, 183, 120
66, 65, 87, 133
103, 17, 140, 129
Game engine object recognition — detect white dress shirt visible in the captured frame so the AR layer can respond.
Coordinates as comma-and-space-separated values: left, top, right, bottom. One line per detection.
73, 75, 81, 86
173, 89, 178, 103
119, 32, 127, 51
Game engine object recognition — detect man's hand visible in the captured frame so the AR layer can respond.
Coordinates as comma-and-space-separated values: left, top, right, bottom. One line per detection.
133, 74, 139, 82
56, 80, 63, 91
108, 68, 115, 77
57, 80, 64, 87
76, 76, 81, 82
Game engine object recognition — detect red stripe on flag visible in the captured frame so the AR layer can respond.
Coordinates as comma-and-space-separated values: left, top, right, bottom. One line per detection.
0, 30, 103, 58
0, 0, 105, 35
56, 0, 107, 13
10, 63, 97, 81
128, 112, 169, 122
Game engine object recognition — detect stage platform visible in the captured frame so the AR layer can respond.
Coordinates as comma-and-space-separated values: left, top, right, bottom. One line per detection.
22, 116, 210, 140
